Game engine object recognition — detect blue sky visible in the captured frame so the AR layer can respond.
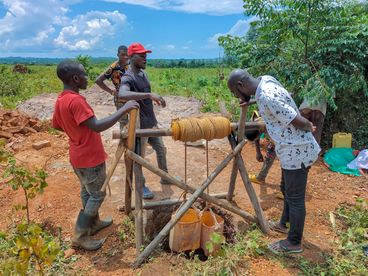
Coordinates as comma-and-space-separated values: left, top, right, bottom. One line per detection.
0, 0, 254, 59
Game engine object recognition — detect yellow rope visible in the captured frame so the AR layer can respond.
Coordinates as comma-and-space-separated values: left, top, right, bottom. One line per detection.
171, 116, 231, 142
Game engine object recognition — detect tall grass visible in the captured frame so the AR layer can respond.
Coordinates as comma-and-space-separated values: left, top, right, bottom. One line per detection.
0, 65, 61, 108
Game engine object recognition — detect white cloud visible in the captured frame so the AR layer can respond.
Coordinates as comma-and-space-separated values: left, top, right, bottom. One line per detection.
208, 17, 257, 46
163, 44, 175, 50
104, 0, 244, 15
23, 26, 56, 46
0, 0, 76, 52
0, 1, 127, 54
106, 0, 162, 9
0, 0, 67, 39
54, 10, 127, 51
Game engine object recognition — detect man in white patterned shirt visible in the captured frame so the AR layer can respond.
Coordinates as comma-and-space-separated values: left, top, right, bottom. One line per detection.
227, 69, 320, 254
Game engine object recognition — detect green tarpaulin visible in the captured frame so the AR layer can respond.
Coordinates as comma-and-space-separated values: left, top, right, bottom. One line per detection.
323, 148, 361, 176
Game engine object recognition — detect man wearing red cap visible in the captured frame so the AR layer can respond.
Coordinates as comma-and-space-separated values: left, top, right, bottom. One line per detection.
118, 43, 170, 199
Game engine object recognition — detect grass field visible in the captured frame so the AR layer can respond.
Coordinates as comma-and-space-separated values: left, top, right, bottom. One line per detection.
0, 64, 242, 117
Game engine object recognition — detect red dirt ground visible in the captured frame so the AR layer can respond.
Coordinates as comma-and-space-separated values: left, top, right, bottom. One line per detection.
1, 86, 367, 275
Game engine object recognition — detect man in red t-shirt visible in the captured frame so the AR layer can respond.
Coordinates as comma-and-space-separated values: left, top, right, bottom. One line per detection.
53, 60, 139, 251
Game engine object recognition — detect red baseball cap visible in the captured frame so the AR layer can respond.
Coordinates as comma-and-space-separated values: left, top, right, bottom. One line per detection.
128, 43, 152, 56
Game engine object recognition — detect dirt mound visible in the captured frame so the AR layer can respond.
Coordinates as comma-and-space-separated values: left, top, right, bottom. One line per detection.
0, 109, 43, 144
17, 93, 58, 121
16, 85, 203, 127
12, 64, 28, 74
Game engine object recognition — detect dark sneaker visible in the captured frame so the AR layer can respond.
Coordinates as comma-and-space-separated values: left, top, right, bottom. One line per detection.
143, 186, 154, 199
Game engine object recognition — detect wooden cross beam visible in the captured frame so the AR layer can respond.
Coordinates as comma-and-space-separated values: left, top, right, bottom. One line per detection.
132, 138, 249, 268
111, 121, 265, 139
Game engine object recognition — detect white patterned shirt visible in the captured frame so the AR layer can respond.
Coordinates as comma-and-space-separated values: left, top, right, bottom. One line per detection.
255, 76, 320, 170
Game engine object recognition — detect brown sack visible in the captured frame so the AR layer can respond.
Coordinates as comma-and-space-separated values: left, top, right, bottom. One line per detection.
169, 208, 201, 252
200, 208, 224, 256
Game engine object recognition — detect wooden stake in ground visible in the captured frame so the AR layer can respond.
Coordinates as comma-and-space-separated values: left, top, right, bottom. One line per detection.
134, 137, 144, 251
124, 109, 138, 215
227, 105, 248, 201
101, 139, 125, 193
228, 134, 270, 233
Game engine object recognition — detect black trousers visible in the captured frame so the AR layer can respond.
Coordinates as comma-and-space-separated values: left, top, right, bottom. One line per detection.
280, 164, 310, 245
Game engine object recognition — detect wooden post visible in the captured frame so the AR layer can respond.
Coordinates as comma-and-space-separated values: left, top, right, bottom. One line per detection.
125, 109, 138, 215
227, 105, 248, 201
237, 105, 247, 142
226, 133, 239, 201
228, 135, 270, 234
118, 193, 227, 211
126, 147, 255, 222
132, 139, 248, 268
101, 139, 125, 193
134, 137, 144, 251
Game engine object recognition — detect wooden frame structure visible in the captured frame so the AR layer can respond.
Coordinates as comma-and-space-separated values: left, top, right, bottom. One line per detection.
107, 106, 270, 267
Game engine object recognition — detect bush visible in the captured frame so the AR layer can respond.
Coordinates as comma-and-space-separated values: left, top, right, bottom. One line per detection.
0, 66, 25, 97
0, 145, 61, 275
323, 89, 368, 149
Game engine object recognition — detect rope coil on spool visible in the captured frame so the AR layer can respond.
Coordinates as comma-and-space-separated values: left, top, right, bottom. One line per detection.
171, 116, 231, 142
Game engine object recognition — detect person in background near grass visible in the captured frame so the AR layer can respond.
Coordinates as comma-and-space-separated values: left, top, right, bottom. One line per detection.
53, 60, 139, 250
118, 42, 170, 200
95, 45, 129, 130
227, 69, 320, 254
248, 110, 276, 183
241, 103, 283, 199
299, 97, 327, 146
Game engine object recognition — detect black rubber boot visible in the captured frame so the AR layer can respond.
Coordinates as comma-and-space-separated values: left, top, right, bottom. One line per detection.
89, 214, 113, 235
72, 210, 105, 250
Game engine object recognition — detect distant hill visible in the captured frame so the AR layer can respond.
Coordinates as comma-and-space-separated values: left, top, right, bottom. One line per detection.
0, 57, 226, 68
0, 57, 115, 65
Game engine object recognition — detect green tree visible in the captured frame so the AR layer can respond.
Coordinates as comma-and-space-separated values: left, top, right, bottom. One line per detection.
219, 0, 368, 147
75, 54, 100, 81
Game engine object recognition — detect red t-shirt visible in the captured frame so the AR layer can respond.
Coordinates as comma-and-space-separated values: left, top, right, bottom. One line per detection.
52, 90, 107, 168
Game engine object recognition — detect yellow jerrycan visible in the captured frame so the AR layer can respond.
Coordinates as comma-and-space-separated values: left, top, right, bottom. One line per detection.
332, 132, 352, 148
